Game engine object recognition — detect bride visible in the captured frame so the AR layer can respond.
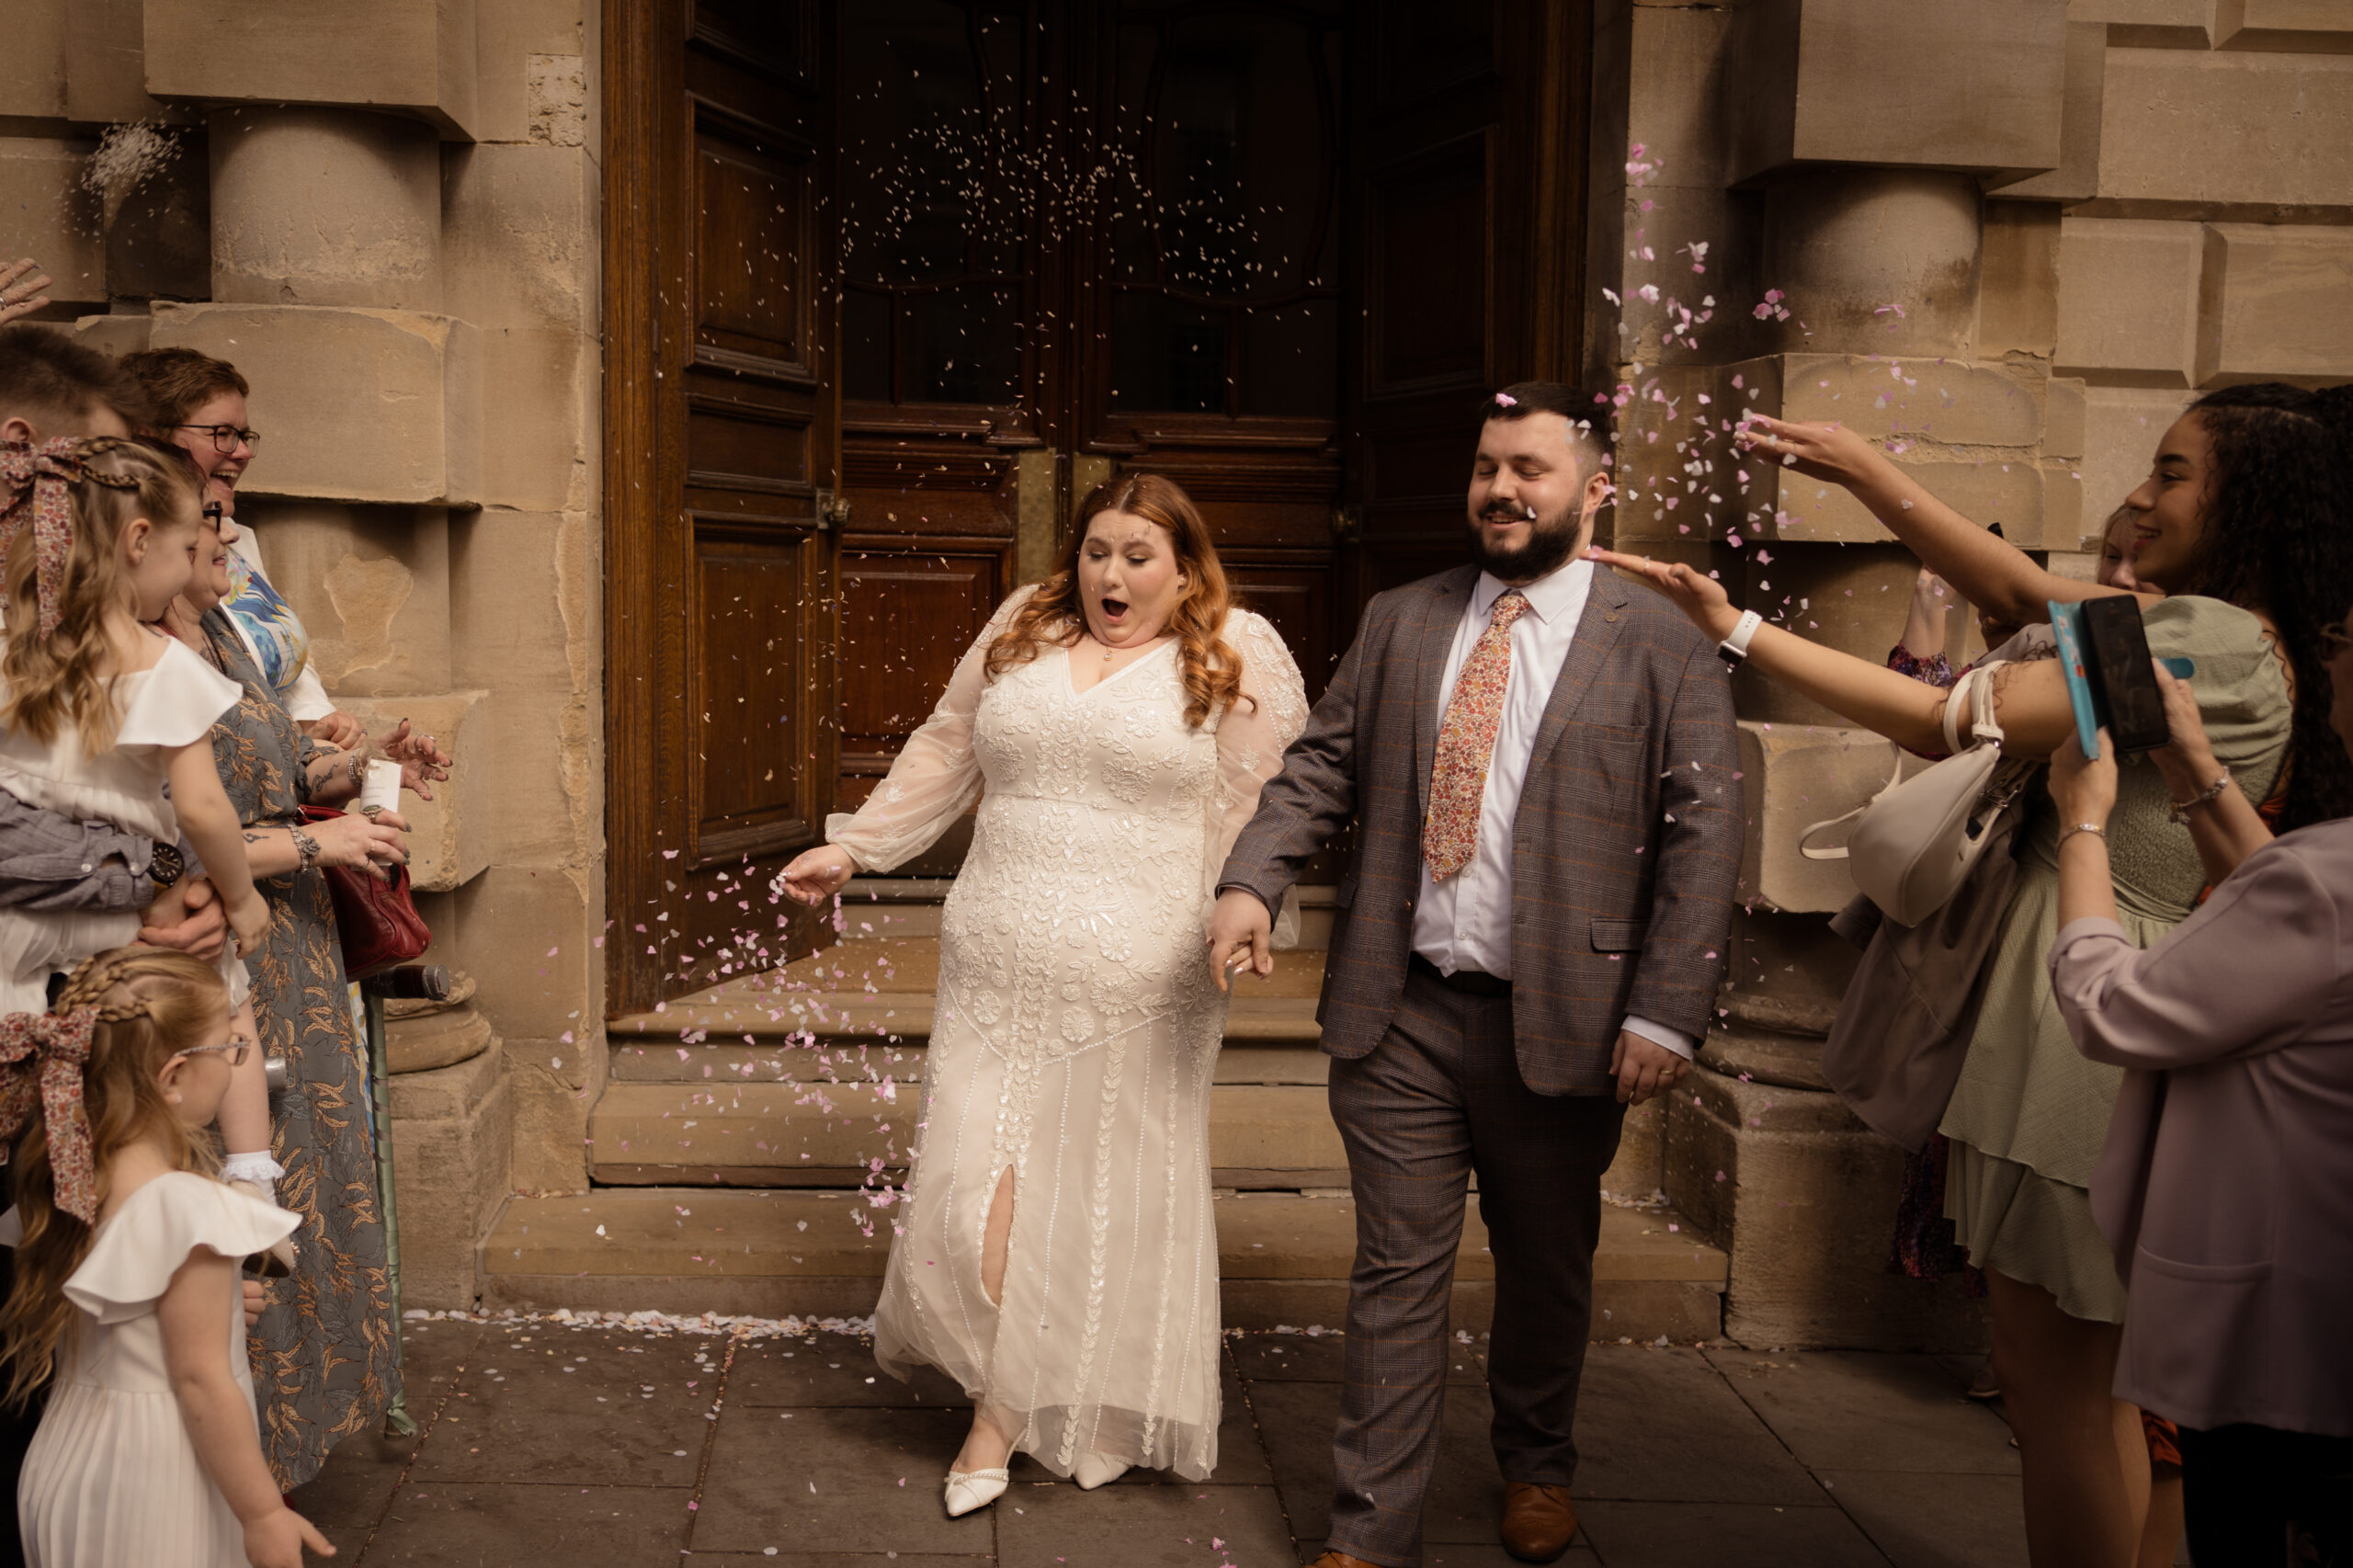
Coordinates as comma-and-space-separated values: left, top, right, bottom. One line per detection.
780, 473, 1308, 1511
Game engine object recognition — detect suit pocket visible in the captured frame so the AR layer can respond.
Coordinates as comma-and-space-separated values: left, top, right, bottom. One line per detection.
1590, 919, 1647, 952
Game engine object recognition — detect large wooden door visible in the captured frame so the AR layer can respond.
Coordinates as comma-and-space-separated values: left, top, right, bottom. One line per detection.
606, 0, 840, 1013
1345, 0, 1591, 596
831, 0, 1353, 856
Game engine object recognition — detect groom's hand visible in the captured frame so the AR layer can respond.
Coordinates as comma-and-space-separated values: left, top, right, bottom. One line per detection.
1609, 1030, 1689, 1107
1206, 889, 1273, 994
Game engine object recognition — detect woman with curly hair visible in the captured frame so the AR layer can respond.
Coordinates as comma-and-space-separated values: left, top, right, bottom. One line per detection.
779, 474, 1309, 1505
1597, 381, 2353, 1568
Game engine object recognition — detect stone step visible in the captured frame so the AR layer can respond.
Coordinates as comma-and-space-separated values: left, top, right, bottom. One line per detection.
482, 1187, 1727, 1342
826, 879, 1343, 947
605, 936, 1326, 1062
587, 1080, 1350, 1188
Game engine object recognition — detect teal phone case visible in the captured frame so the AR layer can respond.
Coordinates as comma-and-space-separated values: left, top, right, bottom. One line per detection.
2046, 598, 2194, 754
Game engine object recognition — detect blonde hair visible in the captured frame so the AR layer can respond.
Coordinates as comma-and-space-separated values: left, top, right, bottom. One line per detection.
984, 473, 1246, 729
0, 437, 199, 756
0, 949, 227, 1409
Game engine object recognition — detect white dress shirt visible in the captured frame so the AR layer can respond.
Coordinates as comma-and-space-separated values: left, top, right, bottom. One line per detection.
1410, 559, 1695, 1060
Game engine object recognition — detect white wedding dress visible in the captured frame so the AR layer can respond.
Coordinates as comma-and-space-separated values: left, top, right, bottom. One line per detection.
827, 588, 1307, 1480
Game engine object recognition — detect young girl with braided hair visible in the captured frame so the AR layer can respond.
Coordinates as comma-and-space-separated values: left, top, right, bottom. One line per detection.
0, 948, 328, 1567
0, 437, 269, 989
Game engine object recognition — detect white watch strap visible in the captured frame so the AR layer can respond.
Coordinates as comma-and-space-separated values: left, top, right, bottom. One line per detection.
1719, 609, 1764, 660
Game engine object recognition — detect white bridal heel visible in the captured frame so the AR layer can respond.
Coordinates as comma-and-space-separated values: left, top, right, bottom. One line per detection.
1071, 1452, 1131, 1491
943, 1467, 1010, 1517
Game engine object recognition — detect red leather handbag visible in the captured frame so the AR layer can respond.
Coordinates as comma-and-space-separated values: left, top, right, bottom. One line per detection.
297, 806, 431, 980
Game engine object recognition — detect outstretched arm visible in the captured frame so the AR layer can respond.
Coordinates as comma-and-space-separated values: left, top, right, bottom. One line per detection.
779, 593, 1026, 904
1591, 550, 2082, 761
1739, 415, 2156, 628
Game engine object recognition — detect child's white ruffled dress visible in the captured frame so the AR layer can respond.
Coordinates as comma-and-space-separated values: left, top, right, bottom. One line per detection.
7, 1172, 298, 1568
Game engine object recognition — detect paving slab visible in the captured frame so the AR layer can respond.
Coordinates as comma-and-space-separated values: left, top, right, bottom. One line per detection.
1815, 1469, 2030, 1568
359, 1481, 692, 1565
1235, 1361, 1506, 1544
289, 1317, 2046, 1566
407, 1329, 717, 1486
994, 1478, 1294, 1568
1702, 1350, 2019, 1475
694, 1403, 983, 1554
729, 1332, 968, 1408
1572, 1346, 1826, 1506
1574, 1500, 1890, 1568
1227, 1330, 1486, 1386
1307, 1545, 1600, 1568
689, 1559, 991, 1568
1002, 1353, 1274, 1488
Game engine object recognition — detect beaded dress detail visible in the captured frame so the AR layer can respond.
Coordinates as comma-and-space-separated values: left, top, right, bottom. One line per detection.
826, 588, 1306, 1480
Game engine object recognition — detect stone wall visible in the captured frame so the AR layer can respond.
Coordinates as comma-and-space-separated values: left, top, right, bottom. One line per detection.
1586, 0, 2353, 1347
0, 0, 605, 1306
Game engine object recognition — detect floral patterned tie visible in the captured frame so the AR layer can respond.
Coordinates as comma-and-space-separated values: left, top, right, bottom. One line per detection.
1423, 589, 1530, 881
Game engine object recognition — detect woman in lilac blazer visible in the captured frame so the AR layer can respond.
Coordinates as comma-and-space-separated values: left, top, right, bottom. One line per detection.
2045, 626, 2353, 1565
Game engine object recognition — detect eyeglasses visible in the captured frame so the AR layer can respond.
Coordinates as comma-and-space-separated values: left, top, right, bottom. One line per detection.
171, 423, 261, 455
2324, 621, 2351, 660
183, 1039, 254, 1068
202, 502, 223, 524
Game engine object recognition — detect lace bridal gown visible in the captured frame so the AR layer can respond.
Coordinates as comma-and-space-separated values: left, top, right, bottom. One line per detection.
826, 588, 1307, 1480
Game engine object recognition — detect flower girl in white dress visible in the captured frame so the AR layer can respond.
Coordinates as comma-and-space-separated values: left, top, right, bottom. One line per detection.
0, 948, 328, 1568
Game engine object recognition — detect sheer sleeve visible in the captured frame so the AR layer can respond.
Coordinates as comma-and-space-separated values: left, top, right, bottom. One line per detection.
824, 586, 1037, 873
1206, 610, 1311, 946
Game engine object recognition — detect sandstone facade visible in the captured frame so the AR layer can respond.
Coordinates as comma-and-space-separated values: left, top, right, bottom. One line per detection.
1, 0, 2345, 1340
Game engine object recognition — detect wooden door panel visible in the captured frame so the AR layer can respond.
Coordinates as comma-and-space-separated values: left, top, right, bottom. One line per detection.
1347, 2, 1591, 619
691, 523, 824, 862
1367, 135, 1492, 396
606, 0, 838, 1012
694, 126, 815, 370
1222, 557, 1335, 704
837, 540, 1009, 795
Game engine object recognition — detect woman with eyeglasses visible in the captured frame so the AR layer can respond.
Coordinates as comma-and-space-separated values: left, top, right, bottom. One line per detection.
120, 349, 452, 802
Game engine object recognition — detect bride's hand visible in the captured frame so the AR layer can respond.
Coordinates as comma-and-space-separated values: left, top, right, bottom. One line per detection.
1734, 415, 1890, 489
1586, 548, 1742, 642
778, 844, 857, 906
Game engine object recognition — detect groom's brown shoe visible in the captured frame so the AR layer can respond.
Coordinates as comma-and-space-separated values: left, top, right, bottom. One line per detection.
1303, 1553, 1383, 1568
1500, 1482, 1580, 1563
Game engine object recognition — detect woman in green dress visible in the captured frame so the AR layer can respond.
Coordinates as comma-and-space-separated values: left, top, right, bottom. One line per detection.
1597, 381, 2353, 1568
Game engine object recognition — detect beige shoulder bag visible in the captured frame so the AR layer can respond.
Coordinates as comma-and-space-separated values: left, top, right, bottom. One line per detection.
1799, 661, 2033, 927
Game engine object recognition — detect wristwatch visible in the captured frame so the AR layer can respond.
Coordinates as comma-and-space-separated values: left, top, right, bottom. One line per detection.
1717, 609, 1764, 666
147, 842, 184, 891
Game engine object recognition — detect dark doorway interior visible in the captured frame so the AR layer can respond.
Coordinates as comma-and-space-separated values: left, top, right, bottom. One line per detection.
604, 0, 1590, 1013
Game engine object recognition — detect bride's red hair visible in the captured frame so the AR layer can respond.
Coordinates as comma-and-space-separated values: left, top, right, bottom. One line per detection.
984, 473, 1245, 729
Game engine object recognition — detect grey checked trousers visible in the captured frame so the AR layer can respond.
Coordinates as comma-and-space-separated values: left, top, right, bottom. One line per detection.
1322, 964, 1626, 1567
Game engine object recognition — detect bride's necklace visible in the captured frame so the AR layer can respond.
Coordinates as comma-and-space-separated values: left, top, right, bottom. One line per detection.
1086, 629, 1166, 668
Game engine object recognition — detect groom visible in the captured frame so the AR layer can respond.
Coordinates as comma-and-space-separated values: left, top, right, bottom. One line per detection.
1210, 383, 1741, 1567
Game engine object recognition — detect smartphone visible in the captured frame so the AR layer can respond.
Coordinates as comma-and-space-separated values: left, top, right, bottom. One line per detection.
2047, 597, 2190, 756
2082, 597, 2169, 753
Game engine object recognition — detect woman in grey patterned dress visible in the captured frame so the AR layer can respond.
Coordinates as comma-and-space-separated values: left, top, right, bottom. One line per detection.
164, 495, 410, 1487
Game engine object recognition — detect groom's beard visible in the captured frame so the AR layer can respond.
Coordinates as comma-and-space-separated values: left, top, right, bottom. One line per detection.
1466, 500, 1584, 581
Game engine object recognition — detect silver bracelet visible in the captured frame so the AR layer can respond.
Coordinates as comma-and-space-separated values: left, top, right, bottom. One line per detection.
290, 827, 322, 872
2058, 822, 2108, 850
2167, 767, 2232, 826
